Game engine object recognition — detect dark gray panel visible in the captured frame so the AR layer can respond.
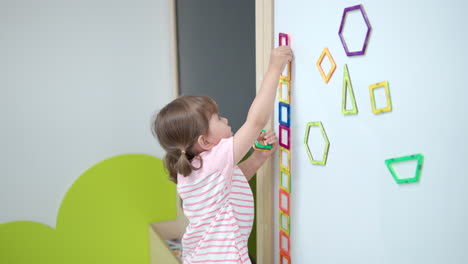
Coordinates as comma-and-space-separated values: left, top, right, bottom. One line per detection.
176, 0, 255, 132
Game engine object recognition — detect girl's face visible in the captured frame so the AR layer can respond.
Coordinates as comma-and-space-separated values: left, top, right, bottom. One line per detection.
206, 113, 232, 145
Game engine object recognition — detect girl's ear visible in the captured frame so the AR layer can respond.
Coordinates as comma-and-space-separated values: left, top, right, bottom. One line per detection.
197, 135, 214, 151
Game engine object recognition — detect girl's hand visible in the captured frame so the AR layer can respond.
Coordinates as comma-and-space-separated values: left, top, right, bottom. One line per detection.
255, 130, 278, 158
268, 46, 293, 73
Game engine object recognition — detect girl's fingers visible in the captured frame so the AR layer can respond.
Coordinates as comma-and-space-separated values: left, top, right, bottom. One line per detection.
264, 135, 277, 144
264, 131, 276, 139
258, 130, 278, 145
268, 136, 278, 144
277, 45, 291, 51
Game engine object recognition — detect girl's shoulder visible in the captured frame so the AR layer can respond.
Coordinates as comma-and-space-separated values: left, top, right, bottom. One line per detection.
200, 137, 233, 162
177, 137, 234, 186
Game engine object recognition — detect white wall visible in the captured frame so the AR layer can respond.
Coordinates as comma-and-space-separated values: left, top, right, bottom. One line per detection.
274, 0, 468, 263
0, 0, 174, 228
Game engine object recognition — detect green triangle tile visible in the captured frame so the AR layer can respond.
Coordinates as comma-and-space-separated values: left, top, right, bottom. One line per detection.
342, 64, 358, 115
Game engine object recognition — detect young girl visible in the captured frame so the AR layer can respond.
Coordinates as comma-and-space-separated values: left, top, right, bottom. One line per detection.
152, 46, 292, 264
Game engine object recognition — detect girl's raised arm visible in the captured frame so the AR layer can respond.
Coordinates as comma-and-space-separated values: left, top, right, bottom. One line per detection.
233, 46, 292, 164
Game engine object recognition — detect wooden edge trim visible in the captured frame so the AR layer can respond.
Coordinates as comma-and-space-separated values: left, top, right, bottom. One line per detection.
170, 0, 180, 98
255, 0, 274, 263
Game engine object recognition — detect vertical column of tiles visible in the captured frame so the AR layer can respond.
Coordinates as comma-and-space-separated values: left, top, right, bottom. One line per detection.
278, 32, 292, 263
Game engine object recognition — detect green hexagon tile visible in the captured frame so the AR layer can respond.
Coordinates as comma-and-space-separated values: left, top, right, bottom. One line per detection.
0, 154, 176, 264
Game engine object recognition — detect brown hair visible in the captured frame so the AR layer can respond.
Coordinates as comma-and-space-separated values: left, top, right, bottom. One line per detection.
152, 95, 218, 183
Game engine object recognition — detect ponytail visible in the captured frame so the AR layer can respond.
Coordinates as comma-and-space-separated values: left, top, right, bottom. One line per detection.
164, 148, 202, 183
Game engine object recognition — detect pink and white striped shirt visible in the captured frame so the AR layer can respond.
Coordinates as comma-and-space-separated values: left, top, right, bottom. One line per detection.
177, 137, 254, 264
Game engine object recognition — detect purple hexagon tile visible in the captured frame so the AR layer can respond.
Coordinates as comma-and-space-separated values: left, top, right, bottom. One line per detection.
338, 4, 372, 56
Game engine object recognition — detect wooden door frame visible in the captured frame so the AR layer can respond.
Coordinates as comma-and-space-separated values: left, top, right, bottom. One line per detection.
170, 0, 275, 263
170, 0, 179, 98
255, 0, 275, 263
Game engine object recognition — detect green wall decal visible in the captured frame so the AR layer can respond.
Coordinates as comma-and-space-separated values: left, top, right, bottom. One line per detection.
0, 154, 176, 264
